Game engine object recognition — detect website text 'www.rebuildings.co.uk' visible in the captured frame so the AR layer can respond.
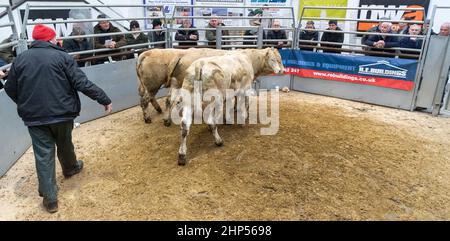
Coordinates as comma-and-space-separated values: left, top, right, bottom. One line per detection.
313, 71, 376, 83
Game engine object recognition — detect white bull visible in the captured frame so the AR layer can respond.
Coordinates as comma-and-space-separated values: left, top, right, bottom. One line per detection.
176, 47, 284, 165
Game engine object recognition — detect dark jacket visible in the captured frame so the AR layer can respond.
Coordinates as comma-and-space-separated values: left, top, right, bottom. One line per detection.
150, 31, 165, 48
125, 32, 149, 46
93, 23, 127, 49
205, 23, 229, 46
4, 41, 111, 125
175, 26, 199, 46
299, 30, 319, 51
266, 30, 287, 48
320, 27, 344, 53
243, 28, 265, 46
62, 37, 92, 67
399, 37, 423, 57
364, 31, 400, 50
399, 37, 423, 49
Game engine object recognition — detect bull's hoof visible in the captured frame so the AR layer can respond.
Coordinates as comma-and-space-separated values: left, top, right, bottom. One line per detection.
178, 154, 187, 166
163, 119, 172, 127
156, 108, 163, 114
144, 117, 152, 124
215, 139, 224, 147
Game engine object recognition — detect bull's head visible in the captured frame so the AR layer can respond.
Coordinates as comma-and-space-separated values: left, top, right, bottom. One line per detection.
265, 47, 284, 75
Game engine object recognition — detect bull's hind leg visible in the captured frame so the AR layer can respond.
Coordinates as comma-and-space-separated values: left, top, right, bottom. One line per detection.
163, 88, 173, 127
178, 105, 193, 166
141, 91, 153, 123
206, 110, 223, 147
178, 122, 189, 165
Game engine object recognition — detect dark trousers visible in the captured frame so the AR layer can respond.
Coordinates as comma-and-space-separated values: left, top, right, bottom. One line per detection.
28, 120, 77, 201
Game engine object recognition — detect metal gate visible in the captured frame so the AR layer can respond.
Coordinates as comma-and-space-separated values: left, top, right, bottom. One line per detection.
414, 6, 450, 116
0, 4, 28, 177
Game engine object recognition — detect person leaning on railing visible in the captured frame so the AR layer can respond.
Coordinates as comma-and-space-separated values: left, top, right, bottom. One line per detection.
175, 19, 199, 47
205, 17, 229, 46
266, 20, 287, 49
364, 21, 399, 56
93, 14, 127, 63
93, 14, 127, 50
62, 26, 92, 67
299, 20, 319, 51
320, 20, 344, 54
150, 19, 165, 49
399, 24, 423, 58
126, 20, 149, 46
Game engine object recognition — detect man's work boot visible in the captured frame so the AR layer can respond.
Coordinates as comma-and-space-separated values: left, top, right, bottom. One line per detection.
63, 160, 84, 178
43, 198, 58, 213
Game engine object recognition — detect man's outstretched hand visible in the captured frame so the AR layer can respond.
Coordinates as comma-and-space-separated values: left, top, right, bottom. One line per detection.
104, 103, 113, 114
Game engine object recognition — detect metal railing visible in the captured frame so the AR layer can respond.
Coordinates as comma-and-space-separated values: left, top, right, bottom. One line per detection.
20, 4, 168, 62
297, 6, 426, 57
0, 4, 19, 79
170, 5, 296, 49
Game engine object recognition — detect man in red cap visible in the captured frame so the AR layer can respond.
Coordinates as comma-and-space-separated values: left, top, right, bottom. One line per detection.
4, 24, 113, 213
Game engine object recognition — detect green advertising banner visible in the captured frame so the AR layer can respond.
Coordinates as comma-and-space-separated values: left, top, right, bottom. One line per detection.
299, 0, 349, 19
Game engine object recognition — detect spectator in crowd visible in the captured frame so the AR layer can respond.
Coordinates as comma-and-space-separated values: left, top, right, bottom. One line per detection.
364, 21, 399, 56
0, 35, 16, 67
205, 17, 229, 46
421, 19, 437, 35
63, 26, 92, 67
93, 14, 126, 50
320, 20, 344, 53
398, 16, 413, 35
244, 10, 264, 46
258, 7, 272, 31
400, 24, 423, 49
361, 18, 392, 50
299, 20, 319, 51
439, 22, 450, 36
4, 24, 112, 213
125, 20, 149, 46
400, 24, 423, 58
175, 19, 199, 47
150, 19, 165, 48
266, 20, 287, 49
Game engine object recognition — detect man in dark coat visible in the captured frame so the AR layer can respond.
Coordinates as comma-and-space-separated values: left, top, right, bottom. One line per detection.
320, 20, 344, 53
62, 26, 92, 67
364, 21, 400, 56
150, 19, 166, 48
299, 20, 319, 51
4, 24, 113, 213
175, 19, 199, 47
266, 20, 287, 49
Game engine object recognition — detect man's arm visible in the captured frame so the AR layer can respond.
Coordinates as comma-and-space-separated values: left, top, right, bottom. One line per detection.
63, 54, 111, 106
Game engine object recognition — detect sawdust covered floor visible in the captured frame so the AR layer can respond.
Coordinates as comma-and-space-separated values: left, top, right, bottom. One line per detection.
1, 91, 450, 220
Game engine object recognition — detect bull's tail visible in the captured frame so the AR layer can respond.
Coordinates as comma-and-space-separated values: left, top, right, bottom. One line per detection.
136, 53, 147, 81
194, 63, 203, 82
166, 57, 182, 87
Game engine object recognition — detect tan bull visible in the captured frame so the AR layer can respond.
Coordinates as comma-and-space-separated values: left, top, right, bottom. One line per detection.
176, 47, 284, 165
136, 48, 227, 123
